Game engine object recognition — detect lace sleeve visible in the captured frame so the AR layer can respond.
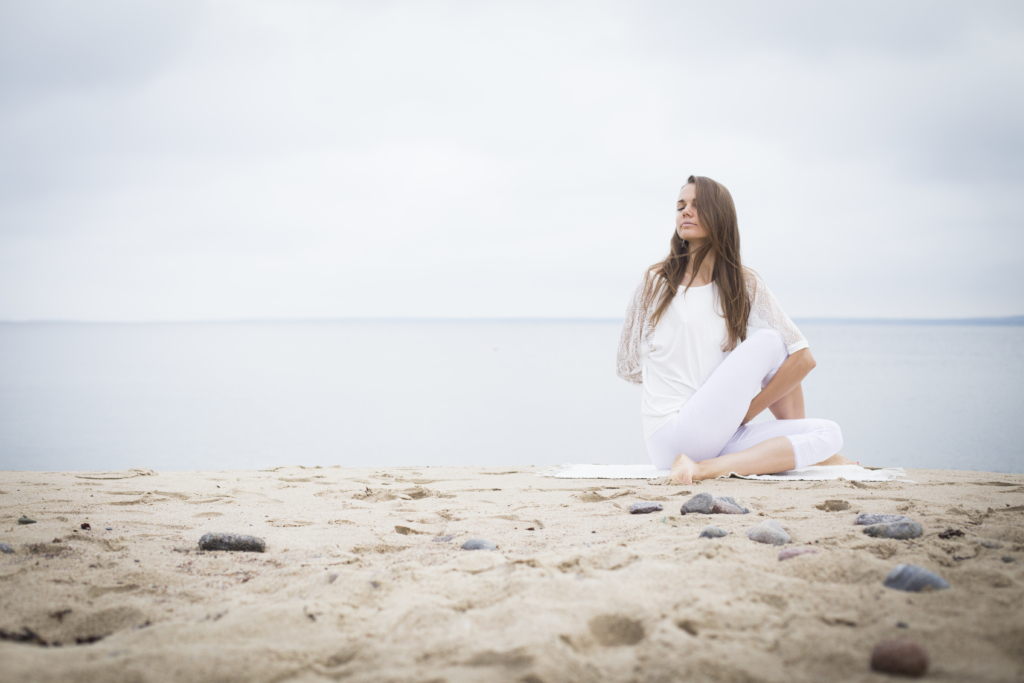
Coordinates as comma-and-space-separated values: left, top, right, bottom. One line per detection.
745, 270, 809, 354
616, 274, 654, 385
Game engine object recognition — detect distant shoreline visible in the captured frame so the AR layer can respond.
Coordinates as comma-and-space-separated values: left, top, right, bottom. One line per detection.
1, 315, 1023, 326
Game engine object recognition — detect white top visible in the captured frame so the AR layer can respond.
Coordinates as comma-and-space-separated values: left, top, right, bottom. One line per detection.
616, 270, 809, 439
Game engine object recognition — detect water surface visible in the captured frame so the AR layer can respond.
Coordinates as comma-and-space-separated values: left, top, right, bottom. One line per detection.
0, 321, 1020, 472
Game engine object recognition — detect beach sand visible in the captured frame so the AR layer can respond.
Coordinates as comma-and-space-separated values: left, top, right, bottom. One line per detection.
1, 466, 1022, 682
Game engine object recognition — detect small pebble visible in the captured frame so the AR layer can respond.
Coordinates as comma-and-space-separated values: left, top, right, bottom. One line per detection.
870, 638, 929, 677
105, 527, 113, 531
896, 621, 909, 629
680, 492, 715, 514
747, 520, 790, 546
815, 499, 850, 512
0, 542, 14, 554
975, 538, 1002, 549
198, 532, 266, 553
863, 521, 923, 540
699, 526, 728, 539
461, 538, 497, 551
855, 513, 911, 526
883, 564, 950, 592
80, 523, 91, 531
778, 547, 818, 561
937, 528, 963, 540
1003, 556, 1015, 563
17, 516, 36, 525
710, 496, 750, 514
629, 502, 663, 515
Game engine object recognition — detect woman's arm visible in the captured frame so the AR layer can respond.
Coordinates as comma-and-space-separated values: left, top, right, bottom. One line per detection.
741, 348, 816, 424
616, 273, 652, 385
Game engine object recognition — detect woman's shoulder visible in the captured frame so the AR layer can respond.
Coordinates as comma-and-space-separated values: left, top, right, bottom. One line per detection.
742, 266, 765, 292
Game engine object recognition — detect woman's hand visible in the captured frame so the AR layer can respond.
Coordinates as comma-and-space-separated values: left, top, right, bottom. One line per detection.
742, 348, 816, 424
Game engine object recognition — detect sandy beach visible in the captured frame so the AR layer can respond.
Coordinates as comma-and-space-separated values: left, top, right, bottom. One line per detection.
1, 465, 1022, 682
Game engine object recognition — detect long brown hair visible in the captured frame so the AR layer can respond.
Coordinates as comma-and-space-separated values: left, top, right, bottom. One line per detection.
642, 175, 750, 351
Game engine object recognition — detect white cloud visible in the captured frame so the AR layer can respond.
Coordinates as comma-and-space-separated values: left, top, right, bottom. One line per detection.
1, 0, 1022, 320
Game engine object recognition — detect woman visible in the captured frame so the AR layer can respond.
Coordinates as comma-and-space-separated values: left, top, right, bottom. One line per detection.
617, 175, 848, 484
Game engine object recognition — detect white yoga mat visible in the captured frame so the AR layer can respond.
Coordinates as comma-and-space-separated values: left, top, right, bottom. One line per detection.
536, 463, 912, 482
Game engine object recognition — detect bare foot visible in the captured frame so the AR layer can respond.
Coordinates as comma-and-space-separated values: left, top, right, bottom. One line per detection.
811, 454, 859, 467
670, 453, 699, 484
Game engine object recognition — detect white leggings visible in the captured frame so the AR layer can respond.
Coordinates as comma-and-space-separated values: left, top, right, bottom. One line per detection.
645, 328, 843, 471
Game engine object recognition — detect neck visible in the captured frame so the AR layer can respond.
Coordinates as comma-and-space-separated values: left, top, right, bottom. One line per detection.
684, 242, 715, 286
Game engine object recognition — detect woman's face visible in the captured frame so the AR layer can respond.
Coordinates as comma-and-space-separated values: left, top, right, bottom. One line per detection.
676, 183, 705, 243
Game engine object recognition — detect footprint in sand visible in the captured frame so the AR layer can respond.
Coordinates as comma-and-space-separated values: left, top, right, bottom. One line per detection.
588, 614, 646, 646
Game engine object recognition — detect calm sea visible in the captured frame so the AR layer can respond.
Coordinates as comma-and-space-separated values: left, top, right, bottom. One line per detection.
1, 321, 1021, 473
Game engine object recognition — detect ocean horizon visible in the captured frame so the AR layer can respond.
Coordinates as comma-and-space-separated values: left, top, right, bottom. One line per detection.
1, 319, 1022, 474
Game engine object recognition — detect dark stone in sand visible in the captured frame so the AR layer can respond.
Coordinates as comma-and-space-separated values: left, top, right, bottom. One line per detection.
198, 532, 266, 553
17, 516, 35, 525
814, 499, 850, 512
0, 542, 14, 554
1003, 556, 1016, 563
710, 496, 750, 514
680, 492, 714, 514
629, 502, 663, 515
461, 538, 497, 551
699, 526, 728, 538
747, 520, 790, 546
883, 564, 949, 592
870, 638, 929, 677
855, 513, 911, 526
863, 521, 922, 540
80, 523, 91, 531
938, 528, 964, 539
778, 547, 818, 561
975, 538, 1002, 549
105, 527, 113, 531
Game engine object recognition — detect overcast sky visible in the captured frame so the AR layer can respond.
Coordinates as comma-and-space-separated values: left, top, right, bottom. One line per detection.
1, 0, 1022, 321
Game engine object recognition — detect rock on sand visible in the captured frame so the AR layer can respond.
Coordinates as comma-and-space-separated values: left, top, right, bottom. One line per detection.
629, 502, 663, 514
883, 564, 950, 592
863, 521, 923, 540
461, 538, 497, 551
747, 520, 790, 545
198, 533, 266, 553
871, 638, 929, 677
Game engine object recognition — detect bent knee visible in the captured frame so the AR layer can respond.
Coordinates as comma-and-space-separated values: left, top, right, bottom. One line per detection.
821, 420, 843, 454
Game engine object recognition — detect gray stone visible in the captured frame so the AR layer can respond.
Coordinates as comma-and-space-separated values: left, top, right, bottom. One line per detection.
699, 526, 728, 538
105, 527, 113, 531
747, 520, 790, 546
17, 516, 35, 525
680, 492, 714, 515
0, 542, 14, 554
883, 564, 950, 592
855, 513, 911, 526
432, 534, 455, 543
629, 502, 663, 515
198, 532, 266, 553
711, 496, 750, 514
1003, 556, 1015, 563
461, 538, 497, 551
863, 521, 923, 540
975, 538, 1002, 549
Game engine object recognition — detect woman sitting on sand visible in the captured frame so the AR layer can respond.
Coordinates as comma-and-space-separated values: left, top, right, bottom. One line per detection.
617, 175, 850, 484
